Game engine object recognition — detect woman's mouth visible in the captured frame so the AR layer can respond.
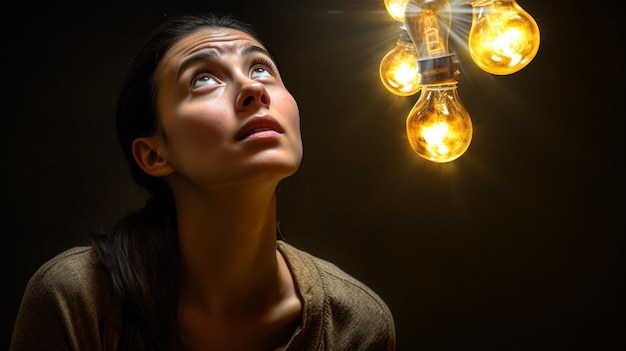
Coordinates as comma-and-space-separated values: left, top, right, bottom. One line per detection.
236, 116, 284, 141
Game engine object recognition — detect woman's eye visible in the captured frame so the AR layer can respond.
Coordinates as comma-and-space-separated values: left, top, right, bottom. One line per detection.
191, 73, 219, 89
251, 66, 273, 79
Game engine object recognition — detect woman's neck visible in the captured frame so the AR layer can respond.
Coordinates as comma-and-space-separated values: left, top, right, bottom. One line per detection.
168, 176, 302, 350
173, 180, 286, 315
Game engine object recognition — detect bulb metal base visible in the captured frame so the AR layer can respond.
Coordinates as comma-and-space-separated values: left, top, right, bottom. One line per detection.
417, 53, 460, 85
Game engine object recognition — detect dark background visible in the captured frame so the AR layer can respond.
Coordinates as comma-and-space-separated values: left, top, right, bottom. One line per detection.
2, 0, 623, 349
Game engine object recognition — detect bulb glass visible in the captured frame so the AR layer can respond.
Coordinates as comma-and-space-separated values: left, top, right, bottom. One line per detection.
380, 36, 422, 96
406, 84, 472, 162
384, 0, 411, 22
468, 0, 540, 75
404, 0, 452, 59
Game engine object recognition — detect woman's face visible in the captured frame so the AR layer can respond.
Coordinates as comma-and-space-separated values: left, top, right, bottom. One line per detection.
152, 27, 303, 189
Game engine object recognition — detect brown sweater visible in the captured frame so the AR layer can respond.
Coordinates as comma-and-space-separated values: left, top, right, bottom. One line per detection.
10, 241, 395, 350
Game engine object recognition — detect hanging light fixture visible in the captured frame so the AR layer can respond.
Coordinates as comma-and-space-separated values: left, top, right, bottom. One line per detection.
380, 0, 540, 163
403, 0, 472, 163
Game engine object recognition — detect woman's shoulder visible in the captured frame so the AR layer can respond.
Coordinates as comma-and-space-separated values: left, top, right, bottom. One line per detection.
12, 247, 120, 350
278, 240, 387, 303
35, 246, 96, 270
277, 241, 396, 350
30, 246, 100, 281
25, 245, 113, 301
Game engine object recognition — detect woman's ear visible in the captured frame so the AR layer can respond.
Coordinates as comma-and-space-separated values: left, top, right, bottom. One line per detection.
132, 136, 175, 177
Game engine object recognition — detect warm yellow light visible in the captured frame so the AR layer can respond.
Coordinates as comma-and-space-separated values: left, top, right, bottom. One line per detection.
468, 0, 540, 75
384, 0, 410, 22
422, 122, 451, 155
406, 84, 472, 163
379, 33, 421, 96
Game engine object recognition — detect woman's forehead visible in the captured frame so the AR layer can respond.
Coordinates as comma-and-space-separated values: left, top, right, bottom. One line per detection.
167, 28, 263, 62
154, 27, 264, 80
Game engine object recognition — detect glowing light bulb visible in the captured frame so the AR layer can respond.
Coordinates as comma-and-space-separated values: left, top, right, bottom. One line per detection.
468, 0, 540, 75
406, 83, 472, 162
384, 0, 410, 22
379, 31, 421, 96
402, 0, 473, 162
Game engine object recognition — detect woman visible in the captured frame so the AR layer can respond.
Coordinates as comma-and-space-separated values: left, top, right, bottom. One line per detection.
10, 13, 395, 351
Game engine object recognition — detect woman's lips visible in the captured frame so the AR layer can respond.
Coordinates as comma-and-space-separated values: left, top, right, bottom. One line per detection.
236, 116, 284, 141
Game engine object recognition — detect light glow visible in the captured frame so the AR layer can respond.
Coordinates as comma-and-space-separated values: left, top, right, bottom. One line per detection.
379, 34, 421, 96
384, 0, 411, 22
422, 122, 451, 155
380, 0, 539, 162
404, 2, 452, 59
406, 84, 472, 163
468, 0, 540, 75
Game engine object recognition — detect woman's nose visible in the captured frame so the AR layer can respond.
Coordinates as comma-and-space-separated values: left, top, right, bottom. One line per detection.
236, 79, 271, 111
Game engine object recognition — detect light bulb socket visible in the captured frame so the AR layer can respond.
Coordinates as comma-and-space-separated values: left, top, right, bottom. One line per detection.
417, 54, 459, 84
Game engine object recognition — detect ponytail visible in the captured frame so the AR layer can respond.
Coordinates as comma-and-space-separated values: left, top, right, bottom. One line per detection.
92, 192, 182, 350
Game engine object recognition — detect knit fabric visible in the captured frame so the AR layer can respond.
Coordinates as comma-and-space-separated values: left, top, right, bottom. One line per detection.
10, 241, 395, 350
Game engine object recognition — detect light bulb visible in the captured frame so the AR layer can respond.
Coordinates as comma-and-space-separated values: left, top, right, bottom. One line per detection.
403, 0, 452, 59
379, 31, 421, 96
468, 0, 540, 75
402, 0, 473, 162
406, 83, 472, 163
384, 0, 410, 22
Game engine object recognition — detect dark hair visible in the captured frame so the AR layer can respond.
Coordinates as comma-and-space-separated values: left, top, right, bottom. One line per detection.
91, 14, 265, 351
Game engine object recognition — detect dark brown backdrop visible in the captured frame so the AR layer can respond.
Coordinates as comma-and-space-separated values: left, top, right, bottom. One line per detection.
2, 0, 623, 349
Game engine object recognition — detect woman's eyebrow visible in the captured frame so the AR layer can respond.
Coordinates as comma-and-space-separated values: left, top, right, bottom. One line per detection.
241, 45, 275, 63
177, 51, 218, 79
